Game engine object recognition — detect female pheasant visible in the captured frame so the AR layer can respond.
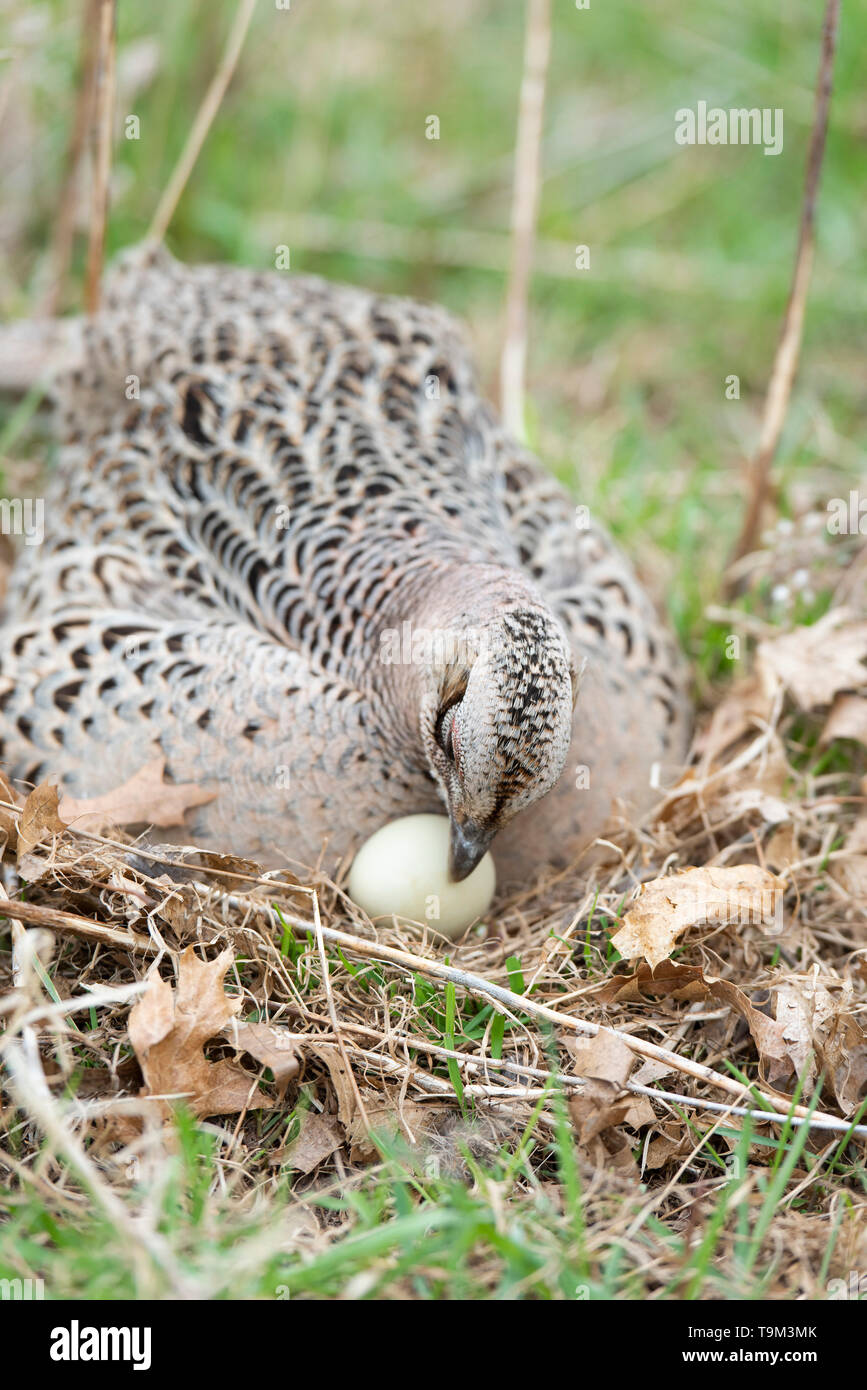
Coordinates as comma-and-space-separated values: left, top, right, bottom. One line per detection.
0, 247, 689, 886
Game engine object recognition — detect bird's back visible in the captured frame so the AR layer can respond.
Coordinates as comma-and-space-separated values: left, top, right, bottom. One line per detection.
1, 248, 690, 876
19, 248, 525, 684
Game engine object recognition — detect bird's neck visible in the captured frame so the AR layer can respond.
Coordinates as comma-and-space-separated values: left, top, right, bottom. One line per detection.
399, 560, 548, 630
366, 560, 556, 755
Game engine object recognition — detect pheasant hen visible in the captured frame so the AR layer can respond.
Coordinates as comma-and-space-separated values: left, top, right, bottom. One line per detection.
0, 248, 689, 886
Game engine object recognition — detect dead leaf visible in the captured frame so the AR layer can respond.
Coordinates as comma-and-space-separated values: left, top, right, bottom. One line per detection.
830, 823, 867, 899
128, 946, 272, 1119
757, 611, 867, 711
597, 960, 790, 1084
225, 1019, 302, 1085
564, 1027, 634, 1088
597, 959, 710, 1005
193, 850, 264, 886
642, 1122, 699, 1171
564, 1028, 654, 1160
17, 781, 66, 859
309, 1043, 357, 1126
693, 676, 775, 767
570, 1083, 634, 1146
821, 693, 867, 748
764, 823, 800, 873
611, 865, 784, 969
284, 1111, 343, 1174
344, 1095, 446, 1163
0, 768, 21, 850
58, 757, 216, 834
770, 984, 835, 1092
821, 1013, 867, 1115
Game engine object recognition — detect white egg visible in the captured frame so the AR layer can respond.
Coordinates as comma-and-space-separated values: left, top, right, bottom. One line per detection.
348, 814, 495, 940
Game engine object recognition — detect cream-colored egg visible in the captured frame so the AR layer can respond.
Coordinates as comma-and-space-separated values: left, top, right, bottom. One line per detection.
348, 814, 495, 940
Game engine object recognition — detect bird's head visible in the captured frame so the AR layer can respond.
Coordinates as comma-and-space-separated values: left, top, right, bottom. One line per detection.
421, 607, 579, 881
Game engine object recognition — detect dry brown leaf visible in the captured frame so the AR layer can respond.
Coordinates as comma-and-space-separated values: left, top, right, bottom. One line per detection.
17, 781, 66, 859
710, 978, 790, 1078
225, 1019, 303, 1085
693, 675, 775, 767
344, 1095, 446, 1163
597, 961, 790, 1082
830, 821, 867, 898
309, 1042, 357, 1126
0, 768, 21, 850
641, 1121, 699, 1171
565, 1027, 634, 1088
770, 984, 836, 1092
597, 959, 710, 1006
570, 1083, 634, 1146
284, 1111, 343, 1174
611, 865, 784, 969
128, 946, 272, 1119
569, 1082, 638, 1171
821, 1013, 867, 1116
565, 1029, 654, 1155
757, 611, 867, 711
58, 757, 216, 834
821, 693, 867, 747
764, 823, 800, 873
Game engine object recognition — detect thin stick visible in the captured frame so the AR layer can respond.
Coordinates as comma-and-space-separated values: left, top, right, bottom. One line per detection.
729, 0, 840, 572
84, 0, 116, 314
41, 0, 100, 316
147, 0, 258, 244
4, 1033, 194, 1296
348, 1032, 867, 1139
312, 891, 371, 1133
4, 886, 829, 1123
0, 896, 151, 953
13, 894, 866, 1141
500, 0, 551, 440
288, 915, 837, 1127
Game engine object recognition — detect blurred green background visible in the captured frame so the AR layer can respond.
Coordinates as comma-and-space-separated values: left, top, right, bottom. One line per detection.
1, 0, 864, 683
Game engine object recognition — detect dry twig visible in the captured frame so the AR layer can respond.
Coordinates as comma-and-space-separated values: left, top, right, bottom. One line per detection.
41, 0, 100, 315
729, 0, 841, 574
147, 0, 258, 244
500, 0, 551, 440
84, 0, 117, 313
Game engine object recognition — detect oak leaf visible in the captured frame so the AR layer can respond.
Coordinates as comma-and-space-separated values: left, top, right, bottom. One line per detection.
757, 611, 867, 711
0, 768, 21, 851
611, 865, 784, 969
58, 757, 215, 835
224, 1019, 303, 1085
284, 1111, 343, 1174
128, 946, 272, 1119
821, 693, 867, 748
17, 781, 66, 859
597, 960, 789, 1081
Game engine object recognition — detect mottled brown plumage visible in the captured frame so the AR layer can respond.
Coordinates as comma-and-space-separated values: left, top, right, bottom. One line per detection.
0, 247, 690, 887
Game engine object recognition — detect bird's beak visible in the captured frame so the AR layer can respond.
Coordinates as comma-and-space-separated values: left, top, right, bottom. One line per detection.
448, 816, 494, 883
